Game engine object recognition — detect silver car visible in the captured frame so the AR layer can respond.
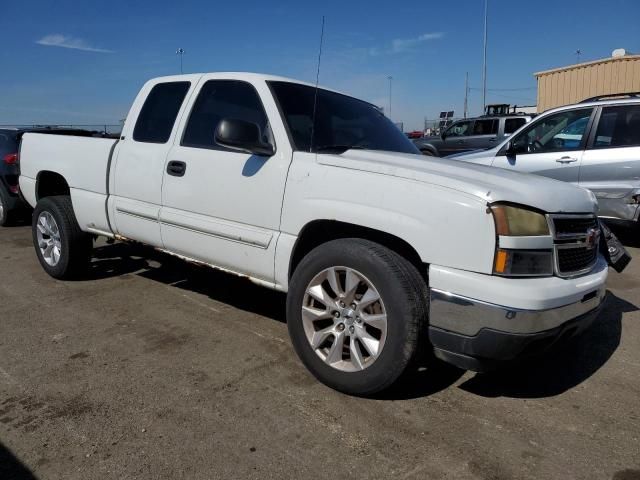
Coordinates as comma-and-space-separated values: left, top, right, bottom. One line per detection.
448, 94, 640, 224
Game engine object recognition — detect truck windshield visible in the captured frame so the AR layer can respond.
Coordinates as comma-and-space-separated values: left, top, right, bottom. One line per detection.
268, 81, 420, 155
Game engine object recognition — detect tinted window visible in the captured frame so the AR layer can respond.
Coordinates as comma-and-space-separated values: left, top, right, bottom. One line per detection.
182, 80, 270, 150
472, 119, 498, 135
133, 82, 190, 143
446, 120, 473, 137
504, 117, 526, 134
0, 130, 18, 156
593, 105, 640, 148
512, 108, 592, 154
268, 81, 418, 155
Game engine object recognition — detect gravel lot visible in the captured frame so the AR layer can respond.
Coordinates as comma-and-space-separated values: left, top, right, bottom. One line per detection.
1, 223, 639, 480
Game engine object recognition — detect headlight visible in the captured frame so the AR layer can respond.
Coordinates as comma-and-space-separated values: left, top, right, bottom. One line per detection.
491, 204, 553, 277
491, 204, 550, 236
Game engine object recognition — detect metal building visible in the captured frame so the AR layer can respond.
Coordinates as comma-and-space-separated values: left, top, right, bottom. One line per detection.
535, 50, 640, 112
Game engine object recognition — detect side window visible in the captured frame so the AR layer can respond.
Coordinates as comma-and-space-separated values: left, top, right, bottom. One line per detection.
504, 117, 526, 135
446, 120, 473, 137
472, 119, 498, 135
182, 80, 270, 150
133, 82, 190, 143
512, 108, 592, 154
593, 105, 640, 149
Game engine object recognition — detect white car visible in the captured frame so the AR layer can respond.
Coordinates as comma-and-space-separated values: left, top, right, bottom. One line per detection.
19, 73, 607, 395
448, 94, 640, 224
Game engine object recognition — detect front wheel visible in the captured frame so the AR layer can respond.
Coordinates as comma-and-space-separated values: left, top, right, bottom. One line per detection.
287, 239, 428, 396
32, 195, 92, 279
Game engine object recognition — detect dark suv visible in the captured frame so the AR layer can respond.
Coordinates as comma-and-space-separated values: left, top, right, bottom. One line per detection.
413, 114, 532, 157
0, 127, 110, 226
0, 129, 27, 226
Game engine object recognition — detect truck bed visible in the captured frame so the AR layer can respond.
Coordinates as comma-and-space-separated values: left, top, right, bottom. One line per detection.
19, 132, 118, 234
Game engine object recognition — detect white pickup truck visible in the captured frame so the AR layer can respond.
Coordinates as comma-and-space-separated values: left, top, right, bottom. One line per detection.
19, 73, 608, 395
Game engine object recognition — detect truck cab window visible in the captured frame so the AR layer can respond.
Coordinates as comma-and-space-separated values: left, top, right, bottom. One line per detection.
133, 82, 190, 143
182, 80, 270, 151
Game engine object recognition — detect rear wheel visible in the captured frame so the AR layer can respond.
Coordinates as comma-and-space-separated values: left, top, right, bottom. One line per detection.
32, 196, 92, 279
287, 239, 428, 396
420, 149, 435, 157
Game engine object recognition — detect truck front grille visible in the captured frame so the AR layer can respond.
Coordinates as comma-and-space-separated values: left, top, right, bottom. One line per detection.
549, 214, 600, 277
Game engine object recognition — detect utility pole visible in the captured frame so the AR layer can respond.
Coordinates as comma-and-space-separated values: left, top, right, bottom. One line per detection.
575, 49, 582, 63
482, 0, 488, 113
387, 75, 393, 119
176, 48, 185, 74
464, 72, 469, 118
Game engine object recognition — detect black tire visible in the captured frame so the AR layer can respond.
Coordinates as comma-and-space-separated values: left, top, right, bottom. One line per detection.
32, 195, 92, 279
0, 185, 12, 227
420, 149, 435, 156
287, 239, 428, 396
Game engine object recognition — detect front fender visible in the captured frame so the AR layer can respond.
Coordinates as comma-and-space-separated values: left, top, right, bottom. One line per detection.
280, 153, 496, 276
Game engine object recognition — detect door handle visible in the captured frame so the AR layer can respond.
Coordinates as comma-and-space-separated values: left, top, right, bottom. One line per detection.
167, 160, 187, 177
555, 156, 578, 164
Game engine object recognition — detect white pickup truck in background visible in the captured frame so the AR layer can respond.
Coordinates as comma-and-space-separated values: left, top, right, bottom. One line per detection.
20, 73, 608, 395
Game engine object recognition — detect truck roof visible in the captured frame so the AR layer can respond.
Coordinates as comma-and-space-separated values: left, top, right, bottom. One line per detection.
147, 72, 344, 96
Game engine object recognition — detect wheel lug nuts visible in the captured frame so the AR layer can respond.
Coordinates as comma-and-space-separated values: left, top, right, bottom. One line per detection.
339, 301, 345, 308
350, 303, 357, 309
356, 317, 362, 323
349, 326, 355, 334
336, 323, 345, 332
333, 311, 340, 318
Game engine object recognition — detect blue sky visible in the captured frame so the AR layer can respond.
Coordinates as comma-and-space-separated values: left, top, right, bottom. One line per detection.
1, 0, 639, 130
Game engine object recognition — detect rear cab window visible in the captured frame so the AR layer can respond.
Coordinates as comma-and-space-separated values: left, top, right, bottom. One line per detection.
133, 82, 191, 143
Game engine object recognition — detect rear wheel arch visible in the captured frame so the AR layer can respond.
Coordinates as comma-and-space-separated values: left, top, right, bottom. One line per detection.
289, 219, 427, 282
36, 171, 70, 200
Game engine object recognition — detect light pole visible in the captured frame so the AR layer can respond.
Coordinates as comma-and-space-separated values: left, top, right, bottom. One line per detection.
482, 0, 488, 113
176, 48, 185, 74
575, 49, 582, 63
387, 75, 393, 119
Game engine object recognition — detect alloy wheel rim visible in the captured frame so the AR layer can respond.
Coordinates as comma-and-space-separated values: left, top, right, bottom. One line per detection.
36, 211, 62, 266
302, 266, 387, 372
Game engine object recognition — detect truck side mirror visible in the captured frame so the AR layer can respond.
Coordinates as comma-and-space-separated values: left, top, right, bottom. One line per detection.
215, 118, 275, 157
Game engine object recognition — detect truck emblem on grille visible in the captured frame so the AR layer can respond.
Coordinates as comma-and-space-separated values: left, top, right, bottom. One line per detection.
585, 227, 600, 248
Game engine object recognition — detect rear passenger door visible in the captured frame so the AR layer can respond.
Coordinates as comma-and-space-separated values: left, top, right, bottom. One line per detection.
465, 118, 499, 150
580, 104, 640, 220
110, 79, 193, 247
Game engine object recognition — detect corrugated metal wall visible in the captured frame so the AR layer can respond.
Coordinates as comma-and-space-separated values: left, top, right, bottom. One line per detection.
536, 55, 640, 112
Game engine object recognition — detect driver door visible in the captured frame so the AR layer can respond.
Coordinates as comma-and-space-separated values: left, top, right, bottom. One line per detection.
491, 107, 595, 184
440, 119, 474, 156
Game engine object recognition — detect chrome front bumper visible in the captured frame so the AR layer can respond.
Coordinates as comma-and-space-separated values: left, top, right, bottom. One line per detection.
429, 287, 606, 337
428, 286, 606, 371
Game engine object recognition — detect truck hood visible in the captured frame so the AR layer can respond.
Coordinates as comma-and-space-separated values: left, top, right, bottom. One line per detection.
319, 150, 597, 214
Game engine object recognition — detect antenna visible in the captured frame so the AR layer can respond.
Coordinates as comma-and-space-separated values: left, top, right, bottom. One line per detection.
309, 16, 325, 153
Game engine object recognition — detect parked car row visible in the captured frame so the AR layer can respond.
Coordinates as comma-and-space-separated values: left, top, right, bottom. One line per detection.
413, 113, 532, 157
12, 72, 630, 396
447, 93, 640, 225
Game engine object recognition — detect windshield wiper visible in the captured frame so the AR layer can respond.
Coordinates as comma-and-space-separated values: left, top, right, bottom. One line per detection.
314, 144, 369, 154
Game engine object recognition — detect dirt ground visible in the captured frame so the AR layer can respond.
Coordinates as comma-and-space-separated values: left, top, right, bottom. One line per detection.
1, 223, 639, 480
